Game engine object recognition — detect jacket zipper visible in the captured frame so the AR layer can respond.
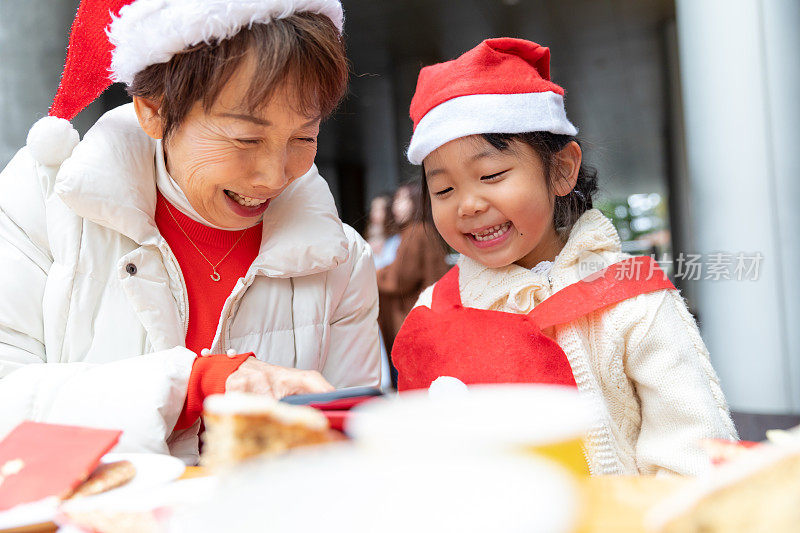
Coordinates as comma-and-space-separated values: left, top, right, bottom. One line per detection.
215, 273, 255, 353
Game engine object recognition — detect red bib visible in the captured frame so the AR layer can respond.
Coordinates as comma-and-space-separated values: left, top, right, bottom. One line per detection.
393, 256, 674, 391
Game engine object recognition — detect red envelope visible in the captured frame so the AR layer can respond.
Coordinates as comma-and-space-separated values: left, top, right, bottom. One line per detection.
0, 421, 121, 511
310, 396, 378, 432
321, 410, 349, 432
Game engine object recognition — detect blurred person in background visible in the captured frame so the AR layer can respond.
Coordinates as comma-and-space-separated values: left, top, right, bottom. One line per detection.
377, 182, 450, 384
0, 0, 379, 463
365, 193, 401, 389
366, 193, 401, 269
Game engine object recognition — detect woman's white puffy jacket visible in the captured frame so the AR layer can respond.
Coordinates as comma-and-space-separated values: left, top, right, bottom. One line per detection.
0, 105, 380, 463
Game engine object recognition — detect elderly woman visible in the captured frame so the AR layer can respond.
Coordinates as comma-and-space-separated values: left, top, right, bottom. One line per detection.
0, 0, 379, 463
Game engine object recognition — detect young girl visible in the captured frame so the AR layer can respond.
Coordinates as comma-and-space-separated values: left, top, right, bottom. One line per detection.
391, 38, 737, 476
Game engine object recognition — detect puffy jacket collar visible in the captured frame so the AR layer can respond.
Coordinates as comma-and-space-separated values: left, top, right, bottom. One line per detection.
458, 209, 622, 312
55, 104, 348, 277
56, 105, 159, 246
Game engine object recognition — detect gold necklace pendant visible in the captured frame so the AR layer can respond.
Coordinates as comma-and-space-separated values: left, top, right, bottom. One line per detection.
164, 202, 249, 285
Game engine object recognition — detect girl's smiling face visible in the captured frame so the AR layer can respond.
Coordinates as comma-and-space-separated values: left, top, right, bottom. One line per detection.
423, 135, 580, 269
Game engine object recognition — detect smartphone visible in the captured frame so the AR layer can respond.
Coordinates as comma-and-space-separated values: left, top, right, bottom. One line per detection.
281, 386, 383, 410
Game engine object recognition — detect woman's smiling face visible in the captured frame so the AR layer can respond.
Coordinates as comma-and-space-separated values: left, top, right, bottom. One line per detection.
423, 135, 566, 269
146, 52, 321, 229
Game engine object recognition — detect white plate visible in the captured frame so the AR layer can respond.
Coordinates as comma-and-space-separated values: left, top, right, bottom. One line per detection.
61, 476, 215, 513
0, 452, 185, 531
97, 453, 185, 494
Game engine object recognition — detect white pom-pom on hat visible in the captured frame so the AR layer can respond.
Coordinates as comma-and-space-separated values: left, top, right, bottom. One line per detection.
26, 116, 80, 167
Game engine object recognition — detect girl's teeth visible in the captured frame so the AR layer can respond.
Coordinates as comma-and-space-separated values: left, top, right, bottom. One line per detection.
473, 222, 511, 241
227, 190, 266, 207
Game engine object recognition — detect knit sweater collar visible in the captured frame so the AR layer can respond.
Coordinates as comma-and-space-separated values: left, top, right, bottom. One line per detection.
458, 209, 622, 313
155, 191, 262, 249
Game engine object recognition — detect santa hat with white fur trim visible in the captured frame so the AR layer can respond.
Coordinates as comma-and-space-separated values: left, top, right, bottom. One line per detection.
26, 0, 343, 167
407, 38, 577, 165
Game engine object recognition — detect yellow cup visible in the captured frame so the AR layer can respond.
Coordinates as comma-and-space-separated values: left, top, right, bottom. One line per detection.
522, 437, 591, 476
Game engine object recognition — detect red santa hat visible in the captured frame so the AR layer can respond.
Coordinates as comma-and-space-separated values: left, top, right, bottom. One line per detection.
26, 0, 344, 167
407, 38, 578, 165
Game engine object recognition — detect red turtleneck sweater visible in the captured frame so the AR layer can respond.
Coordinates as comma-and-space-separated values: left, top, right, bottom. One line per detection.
154, 192, 263, 430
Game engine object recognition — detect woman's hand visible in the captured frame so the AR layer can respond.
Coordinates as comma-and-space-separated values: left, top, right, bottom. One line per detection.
225, 357, 334, 399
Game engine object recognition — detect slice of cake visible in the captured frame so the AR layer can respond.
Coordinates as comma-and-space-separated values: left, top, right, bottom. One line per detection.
201, 393, 333, 469
647, 441, 800, 533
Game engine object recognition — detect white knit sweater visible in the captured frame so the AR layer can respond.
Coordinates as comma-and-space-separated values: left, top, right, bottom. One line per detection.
415, 209, 737, 476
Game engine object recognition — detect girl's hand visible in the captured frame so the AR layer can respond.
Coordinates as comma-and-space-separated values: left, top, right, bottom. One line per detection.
225, 357, 335, 399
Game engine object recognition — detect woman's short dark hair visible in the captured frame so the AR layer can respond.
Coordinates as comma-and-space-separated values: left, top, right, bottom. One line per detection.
127, 12, 348, 141
420, 132, 598, 233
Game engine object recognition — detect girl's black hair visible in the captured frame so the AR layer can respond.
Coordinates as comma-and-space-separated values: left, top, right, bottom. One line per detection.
420, 132, 598, 233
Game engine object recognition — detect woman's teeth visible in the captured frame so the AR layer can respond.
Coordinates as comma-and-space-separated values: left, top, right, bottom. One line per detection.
226, 190, 266, 207
472, 222, 511, 241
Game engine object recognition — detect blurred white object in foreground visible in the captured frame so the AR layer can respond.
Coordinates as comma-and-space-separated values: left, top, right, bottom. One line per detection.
174, 445, 579, 533
348, 384, 592, 455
